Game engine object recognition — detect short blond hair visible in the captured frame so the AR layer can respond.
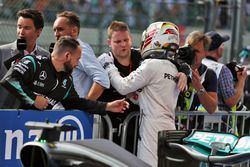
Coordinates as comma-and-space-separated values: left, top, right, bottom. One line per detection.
185, 31, 211, 51
107, 21, 130, 39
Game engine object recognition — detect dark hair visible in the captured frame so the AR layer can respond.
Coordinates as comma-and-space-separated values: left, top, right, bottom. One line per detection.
54, 36, 79, 55
107, 21, 130, 39
57, 11, 80, 34
17, 9, 44, 29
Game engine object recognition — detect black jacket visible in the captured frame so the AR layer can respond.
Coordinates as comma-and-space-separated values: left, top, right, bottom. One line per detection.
0, 54, 107, 115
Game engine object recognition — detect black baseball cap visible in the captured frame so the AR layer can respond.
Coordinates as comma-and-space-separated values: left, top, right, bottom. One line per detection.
206, 31, 230, 51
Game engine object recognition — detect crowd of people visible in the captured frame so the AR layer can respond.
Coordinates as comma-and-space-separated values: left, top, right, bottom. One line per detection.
2, 1, 250, 30
0, 8, 248, 167
1, 0, 230, 29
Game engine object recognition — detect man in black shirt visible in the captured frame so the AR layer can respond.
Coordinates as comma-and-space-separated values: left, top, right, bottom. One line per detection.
0, 36, 128, 114
98, 21, 141, 153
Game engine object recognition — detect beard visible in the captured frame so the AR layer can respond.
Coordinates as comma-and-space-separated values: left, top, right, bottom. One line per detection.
64, 61, 74, 74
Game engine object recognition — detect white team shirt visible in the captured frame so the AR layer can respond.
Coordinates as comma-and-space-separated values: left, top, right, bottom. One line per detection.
108, 58, 180, 167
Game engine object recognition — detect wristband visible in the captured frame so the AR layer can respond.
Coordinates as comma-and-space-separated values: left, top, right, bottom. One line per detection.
196, 87, 206, 96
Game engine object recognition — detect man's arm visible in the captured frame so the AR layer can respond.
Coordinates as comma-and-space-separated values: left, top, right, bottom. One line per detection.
108, 60, 151, 95
175, 72, 188, 92
61, 86, 128, 115
99, 53, 184, 95
224, 66, 247, 107
77, 42, 110, 98
176, 63, 191, 92
0, 56, 41, 108
192, 69, 218, 114
86, 81, 105, 100
109, 61, 187, 95
197, 91, 217, 114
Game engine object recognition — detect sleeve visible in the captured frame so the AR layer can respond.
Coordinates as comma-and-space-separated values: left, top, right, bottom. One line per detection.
203, 68, 218, 92
78, 42, 110, 88
0, 56, 37, 106
108, 59, 153, 95
61, 86, 107, 115
218, 65, 235, 99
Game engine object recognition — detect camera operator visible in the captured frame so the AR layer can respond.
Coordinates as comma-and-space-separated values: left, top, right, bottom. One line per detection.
203, 31, 247, 112
179, 31, 218, 114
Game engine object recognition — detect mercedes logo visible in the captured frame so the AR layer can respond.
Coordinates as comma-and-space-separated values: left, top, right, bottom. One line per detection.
39, 71, 47, 80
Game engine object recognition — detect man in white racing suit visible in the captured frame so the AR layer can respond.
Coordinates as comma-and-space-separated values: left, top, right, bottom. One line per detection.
99, 22, 193, 167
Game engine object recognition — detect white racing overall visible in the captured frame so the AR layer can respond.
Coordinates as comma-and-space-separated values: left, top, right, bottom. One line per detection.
108, 58, 180, 167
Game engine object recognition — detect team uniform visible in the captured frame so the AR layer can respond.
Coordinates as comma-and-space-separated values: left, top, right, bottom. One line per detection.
0, 55, 107, 114
53, 39, 109, 109
100, 55, 181, 167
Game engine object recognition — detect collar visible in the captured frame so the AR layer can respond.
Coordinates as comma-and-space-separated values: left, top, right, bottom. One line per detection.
24, 44, 38, 56
49, 59, 71, 79
198, 63, 208, 75
206, 56, 217, 62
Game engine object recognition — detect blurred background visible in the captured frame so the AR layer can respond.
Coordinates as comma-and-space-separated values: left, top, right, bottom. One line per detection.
0, 0, 249, 63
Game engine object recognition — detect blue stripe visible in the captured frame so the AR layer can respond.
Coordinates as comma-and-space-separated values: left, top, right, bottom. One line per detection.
63, 84, 73, 100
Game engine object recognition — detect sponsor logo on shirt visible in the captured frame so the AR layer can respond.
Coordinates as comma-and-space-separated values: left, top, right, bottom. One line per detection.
164, 73, 176, 82
39, 71, 47, 80
33, 80, 45, 87
62, 79, 67, 89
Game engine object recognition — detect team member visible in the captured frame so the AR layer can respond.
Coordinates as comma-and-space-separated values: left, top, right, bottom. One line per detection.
0, 8, 49, 108
98, 21, 141, 153
52, 11, 109, 101
99, 21, 191, 167
0, 36, 128, 114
